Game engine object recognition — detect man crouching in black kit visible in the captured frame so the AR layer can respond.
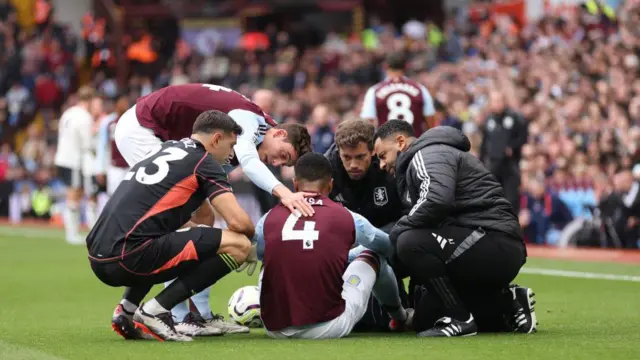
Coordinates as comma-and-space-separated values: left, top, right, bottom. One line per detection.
373, 120, 537, 337
325, 119, 409, 331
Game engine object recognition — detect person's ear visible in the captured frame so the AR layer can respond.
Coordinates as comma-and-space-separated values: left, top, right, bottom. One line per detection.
212, 132, 222, 146
396, 135, 406, 150
275, 129, 287, 138
292, 178, 299, 192
327, 178, 334, 194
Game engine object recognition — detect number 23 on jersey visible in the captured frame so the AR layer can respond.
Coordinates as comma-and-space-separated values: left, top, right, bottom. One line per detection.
124, 147, 189, 185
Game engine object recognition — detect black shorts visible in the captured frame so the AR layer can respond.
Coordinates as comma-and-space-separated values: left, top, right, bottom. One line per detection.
89, 226, 223, 287
91, 175, 106, 197
56, 166, 84, 188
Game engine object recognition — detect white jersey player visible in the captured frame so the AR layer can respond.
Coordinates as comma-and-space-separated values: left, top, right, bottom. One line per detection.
54, 87, 102, 245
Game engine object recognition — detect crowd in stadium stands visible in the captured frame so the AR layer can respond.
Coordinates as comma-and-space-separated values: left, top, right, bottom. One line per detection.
0, 1, 638, 247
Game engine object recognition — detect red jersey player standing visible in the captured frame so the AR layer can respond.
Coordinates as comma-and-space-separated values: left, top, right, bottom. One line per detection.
254, 153, 412, 339
360, 52, 436, 135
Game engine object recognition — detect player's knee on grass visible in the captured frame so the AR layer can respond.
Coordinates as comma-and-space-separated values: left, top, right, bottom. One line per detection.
218, 230, 251, 264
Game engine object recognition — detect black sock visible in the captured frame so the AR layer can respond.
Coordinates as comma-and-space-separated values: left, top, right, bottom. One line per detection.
122, 285, 153, 307
155, 254, 239, 310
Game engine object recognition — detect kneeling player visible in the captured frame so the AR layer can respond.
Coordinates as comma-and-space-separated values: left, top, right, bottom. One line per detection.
255, 153, 411, 339
86, 111, 258, 342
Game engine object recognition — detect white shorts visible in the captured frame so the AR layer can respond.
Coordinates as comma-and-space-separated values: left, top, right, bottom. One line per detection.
106, 165, 129, 195
265, 260, 376, 339
114, 105, 163, 167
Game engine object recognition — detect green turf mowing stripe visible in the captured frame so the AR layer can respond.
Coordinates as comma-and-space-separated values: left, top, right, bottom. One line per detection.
521, 268, 640, 282
0, 340, 68, 360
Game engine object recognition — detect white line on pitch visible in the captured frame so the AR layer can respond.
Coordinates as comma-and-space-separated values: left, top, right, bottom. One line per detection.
521, 268, 640, 282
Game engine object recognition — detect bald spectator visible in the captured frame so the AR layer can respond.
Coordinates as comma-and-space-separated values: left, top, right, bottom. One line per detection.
252, 89, 275, 114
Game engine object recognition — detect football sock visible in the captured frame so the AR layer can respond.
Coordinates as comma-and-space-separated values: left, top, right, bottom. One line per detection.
164, 280, 189, 321
122, 285, 152, 309
118, 300, 137, 315
156, 254, 238, 311
63, 201, 80, 243
190, 287, 213, 319
86, 201, 97, 229
372, 261, 406, 321
142, 298, 169, 316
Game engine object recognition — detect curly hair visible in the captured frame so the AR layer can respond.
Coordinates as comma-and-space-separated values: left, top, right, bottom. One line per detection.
334, 119, 375, 151
276, 123, 312, 158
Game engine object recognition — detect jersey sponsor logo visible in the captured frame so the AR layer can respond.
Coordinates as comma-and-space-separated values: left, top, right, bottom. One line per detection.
373, 187, 389, 206
432, 233, 455, 249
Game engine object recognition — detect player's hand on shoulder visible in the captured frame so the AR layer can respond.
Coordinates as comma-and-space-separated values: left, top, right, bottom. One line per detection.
281, 192, 316, 217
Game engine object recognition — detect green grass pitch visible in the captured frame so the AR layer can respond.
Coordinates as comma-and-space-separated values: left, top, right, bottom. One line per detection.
1, 226, 639, 360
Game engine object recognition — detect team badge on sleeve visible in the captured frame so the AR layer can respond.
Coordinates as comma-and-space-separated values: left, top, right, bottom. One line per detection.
345, 275, 361, 287
373, 187, 388, 206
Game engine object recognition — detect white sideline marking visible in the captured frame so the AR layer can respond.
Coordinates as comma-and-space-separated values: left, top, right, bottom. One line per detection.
521, 268, 640, 282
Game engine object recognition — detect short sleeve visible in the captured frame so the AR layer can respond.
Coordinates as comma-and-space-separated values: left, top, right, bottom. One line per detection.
195, 155, 233, 200
420, 85, 435, 116
360, 87, 377, 119
228, 108, 260, 146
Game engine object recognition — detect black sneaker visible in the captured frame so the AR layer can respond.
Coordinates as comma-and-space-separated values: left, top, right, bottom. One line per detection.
417, 315, 478, 337
510, 285, 538, 334
111, 304, 152, 340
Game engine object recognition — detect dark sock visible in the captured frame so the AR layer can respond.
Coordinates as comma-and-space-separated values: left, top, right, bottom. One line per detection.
122, 285, 153, 306
155, 254, 238, 310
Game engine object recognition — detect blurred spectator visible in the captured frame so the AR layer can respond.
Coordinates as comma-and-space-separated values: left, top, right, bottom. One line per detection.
5, 82, 30, 126
309, 104, 335, 154
520, 177, 573, 244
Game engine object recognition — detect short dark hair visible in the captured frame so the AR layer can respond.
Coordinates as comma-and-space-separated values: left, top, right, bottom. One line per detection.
335, 120, 375, 151
294, 152, 333, 183
374, 120, 415, 141
193, 110, 243, 136
386, 51, 407, 70
276, 123, 312, 158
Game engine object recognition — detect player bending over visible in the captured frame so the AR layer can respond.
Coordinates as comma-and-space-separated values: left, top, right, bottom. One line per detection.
255, 153, 412, 339
113, 83, 312, 334
87, 111, 258, 342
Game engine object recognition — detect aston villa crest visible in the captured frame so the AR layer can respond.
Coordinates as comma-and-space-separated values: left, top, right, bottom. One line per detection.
373, 187, 388, 206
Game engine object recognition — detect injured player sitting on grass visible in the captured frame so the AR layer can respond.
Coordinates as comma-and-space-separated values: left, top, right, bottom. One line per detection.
253, 152, 413, 339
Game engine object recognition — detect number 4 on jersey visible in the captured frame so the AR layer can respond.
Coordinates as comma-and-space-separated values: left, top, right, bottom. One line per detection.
282, 213, 319, 249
